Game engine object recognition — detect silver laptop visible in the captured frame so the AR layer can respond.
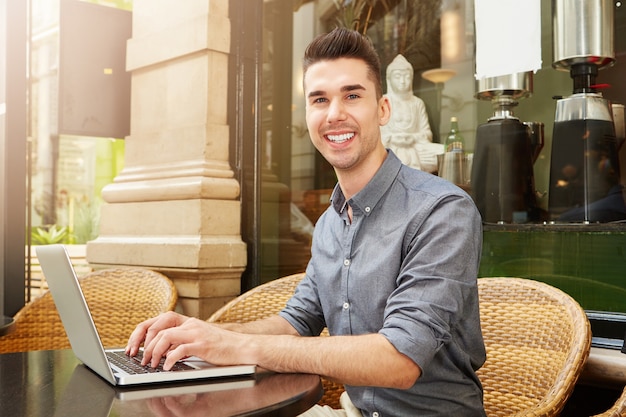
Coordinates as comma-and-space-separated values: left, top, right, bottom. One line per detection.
36, 244, 256, 386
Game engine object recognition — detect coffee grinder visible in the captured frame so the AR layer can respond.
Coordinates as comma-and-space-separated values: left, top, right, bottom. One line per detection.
548, 0, 625, 222
471, 72, 545, 223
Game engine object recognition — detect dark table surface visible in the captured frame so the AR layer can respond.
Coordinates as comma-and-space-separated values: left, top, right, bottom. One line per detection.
0, 349, 323, 417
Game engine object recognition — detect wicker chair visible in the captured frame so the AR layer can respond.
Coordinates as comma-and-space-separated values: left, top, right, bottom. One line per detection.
208, 272, 344, 409
591, 385, 626, 417
0, 268, 178, 353
477, 277, 592, 417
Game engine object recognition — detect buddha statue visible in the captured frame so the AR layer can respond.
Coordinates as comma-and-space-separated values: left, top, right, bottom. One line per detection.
381, 54, 444, 173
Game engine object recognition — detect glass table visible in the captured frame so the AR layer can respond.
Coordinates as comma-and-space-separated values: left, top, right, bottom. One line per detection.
0, 349, 323, 417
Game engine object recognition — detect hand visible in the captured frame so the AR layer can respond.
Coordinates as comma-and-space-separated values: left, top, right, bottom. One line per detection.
125, 311, 190, 357
140, 317, 255, 370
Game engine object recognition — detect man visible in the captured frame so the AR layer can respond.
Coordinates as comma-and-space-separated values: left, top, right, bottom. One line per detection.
126, 27, 486, 416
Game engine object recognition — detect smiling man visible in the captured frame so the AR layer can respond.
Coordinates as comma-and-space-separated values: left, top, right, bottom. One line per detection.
126, 28, 486, 417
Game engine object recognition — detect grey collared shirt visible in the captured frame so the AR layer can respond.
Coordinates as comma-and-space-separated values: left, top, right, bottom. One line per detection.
280, 150, 486, 417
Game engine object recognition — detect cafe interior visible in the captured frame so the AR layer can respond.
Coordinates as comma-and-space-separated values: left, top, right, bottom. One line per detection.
2, 0, 626, 415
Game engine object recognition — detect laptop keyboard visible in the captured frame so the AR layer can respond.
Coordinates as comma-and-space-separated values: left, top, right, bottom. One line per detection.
107, 351, 195, 374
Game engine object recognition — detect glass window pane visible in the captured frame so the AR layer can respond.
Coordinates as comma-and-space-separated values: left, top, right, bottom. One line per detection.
27, 0, 128, 300
257, 0, 626, 320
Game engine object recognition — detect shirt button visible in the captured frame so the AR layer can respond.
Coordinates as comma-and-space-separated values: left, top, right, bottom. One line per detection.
365, 206, 371, 213
343, 259, 350, 266
343, 302, 350, 310
372, 413, 379, 417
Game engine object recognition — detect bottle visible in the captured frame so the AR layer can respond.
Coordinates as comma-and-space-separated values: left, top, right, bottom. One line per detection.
445, 116, 465, 152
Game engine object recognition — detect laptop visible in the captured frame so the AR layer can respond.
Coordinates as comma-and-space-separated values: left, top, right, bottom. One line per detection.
36, 244, 257, 386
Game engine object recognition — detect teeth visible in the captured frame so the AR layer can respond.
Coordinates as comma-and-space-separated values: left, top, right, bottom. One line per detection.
326, 133, 354, 143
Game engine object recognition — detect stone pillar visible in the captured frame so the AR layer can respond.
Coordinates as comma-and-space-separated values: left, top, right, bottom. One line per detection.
86, 0, 246, 319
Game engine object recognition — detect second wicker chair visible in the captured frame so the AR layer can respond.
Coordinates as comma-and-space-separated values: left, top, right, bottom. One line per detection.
0, 267, 178, 354
208, 272, 344, 408
477, 277, 592, 417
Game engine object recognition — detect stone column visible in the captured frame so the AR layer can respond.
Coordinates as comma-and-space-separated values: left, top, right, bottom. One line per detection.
86, 0, 246, 319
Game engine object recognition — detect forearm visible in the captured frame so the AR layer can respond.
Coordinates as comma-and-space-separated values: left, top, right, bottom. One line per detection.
244, 332, 421, 389
217, 315, 300, 336
135, 315, 420, 389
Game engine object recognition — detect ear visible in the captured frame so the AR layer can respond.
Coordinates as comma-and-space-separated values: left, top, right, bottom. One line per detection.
378, 96, 391, 126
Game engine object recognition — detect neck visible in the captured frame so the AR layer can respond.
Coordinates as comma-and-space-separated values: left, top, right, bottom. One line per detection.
336, 146, 387, 200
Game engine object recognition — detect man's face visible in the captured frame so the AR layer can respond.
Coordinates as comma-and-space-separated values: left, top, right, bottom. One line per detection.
304, 58, 390, 174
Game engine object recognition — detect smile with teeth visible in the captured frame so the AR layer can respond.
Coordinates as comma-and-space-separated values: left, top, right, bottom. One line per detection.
326, 132, 355, 143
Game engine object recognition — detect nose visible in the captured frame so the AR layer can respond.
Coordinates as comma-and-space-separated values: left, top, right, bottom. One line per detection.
326, 99, 347, 123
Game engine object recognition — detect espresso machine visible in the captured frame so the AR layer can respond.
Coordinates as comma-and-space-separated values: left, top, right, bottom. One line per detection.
548, 0, 625, 222
471, 72, 545, 223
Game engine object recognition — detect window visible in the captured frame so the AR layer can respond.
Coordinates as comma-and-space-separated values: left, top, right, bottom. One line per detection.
25, 0, 130, 301
251, 0, 626, 344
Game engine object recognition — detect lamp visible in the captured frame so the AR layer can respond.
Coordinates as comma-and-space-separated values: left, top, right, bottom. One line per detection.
421, 68, 457, 84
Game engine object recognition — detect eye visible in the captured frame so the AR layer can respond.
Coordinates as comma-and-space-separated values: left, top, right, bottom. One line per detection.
346, 93, 360, 100
312, 97, 328, 104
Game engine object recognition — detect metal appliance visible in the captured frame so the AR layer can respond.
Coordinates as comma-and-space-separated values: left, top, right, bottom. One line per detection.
471, 72, 545, 223
548, 0, 625, 222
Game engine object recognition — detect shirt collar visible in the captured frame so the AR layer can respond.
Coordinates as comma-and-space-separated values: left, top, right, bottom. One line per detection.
330, 149, 403, 217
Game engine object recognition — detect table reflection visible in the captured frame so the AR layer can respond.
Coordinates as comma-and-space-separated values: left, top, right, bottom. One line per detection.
0, 350, 322, 417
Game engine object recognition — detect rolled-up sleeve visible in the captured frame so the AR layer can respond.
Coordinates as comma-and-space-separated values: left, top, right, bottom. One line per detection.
379, 193, 483, 374
279, 269, 327, 337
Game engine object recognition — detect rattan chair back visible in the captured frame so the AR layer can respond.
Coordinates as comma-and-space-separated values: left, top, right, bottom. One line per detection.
0, 268, 177, 353
208, 273, 344, 408
208, 273, 304, 324
477, 277, 592, 417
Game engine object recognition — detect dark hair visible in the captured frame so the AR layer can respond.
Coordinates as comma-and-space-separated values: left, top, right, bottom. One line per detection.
303, 27, 383, 98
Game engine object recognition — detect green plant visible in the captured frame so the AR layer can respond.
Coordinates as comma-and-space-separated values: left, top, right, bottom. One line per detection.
72, 199, 101, 244
31, 225, 71, 245
333, 0, 390, 34
332, 0, 443, 85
